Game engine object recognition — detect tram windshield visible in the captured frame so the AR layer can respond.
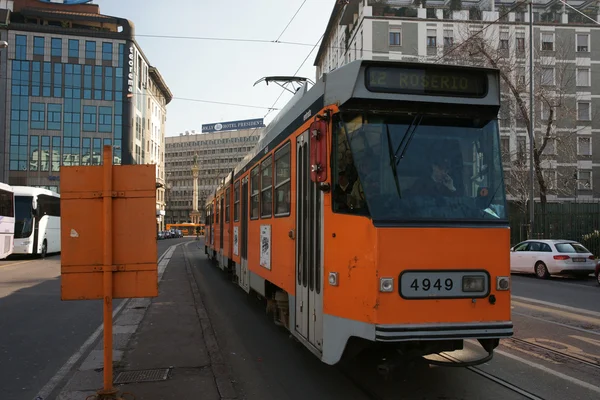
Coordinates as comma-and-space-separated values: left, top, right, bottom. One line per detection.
332, 112, 507, 224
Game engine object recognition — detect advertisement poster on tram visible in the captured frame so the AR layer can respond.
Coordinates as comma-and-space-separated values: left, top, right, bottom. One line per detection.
233, 226, 239, 256
259, 225, 271, 270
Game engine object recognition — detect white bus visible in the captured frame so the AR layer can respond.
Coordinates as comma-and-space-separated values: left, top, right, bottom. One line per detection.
12, 187, 60, 257
0, 182, 15, 259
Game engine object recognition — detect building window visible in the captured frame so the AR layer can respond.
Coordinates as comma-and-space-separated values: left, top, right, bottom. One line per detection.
517, 136, 527, 163
93, 138, 102, 165
499, 31, 509, 49
578, 137, 591, 156
578, 171, 592, 190
83, 105, 97, 131
15, 35, 27, 60
541, 67, 554, 85
47, 104, 62, 130
443, 29, 454, 47
516, 34, 525, 52
541, 32, 554, 51
85, 41, 96, 59
82, 137, 91, 165
389, 29, 401, 46
274, 142, 291, 216
32, 61, 41, 96
41, 136, 50, 171
31, 103, 45, 129
51, 38, 62, 57
69, 39, 79, 58
102, 42, 113, 61
426, 29, 436, 47
52, 136, 61, 172
30, 135, 39, 171
98, 106, 112, 133
250, 166, 259, 219
578, 102, 591, 121
53, 63, 62, 97
516, 66, 526, 86
225, 187, 230, 223
576, 68, 590, 87
576, 33, 589, 52
33, 37, 45, 56
261, 156, 273, 218
234, 181, 240, 222
43, 62, 51, 97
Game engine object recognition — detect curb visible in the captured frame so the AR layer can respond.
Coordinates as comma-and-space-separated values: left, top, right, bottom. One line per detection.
50, 243, 184, 400
183, 242, 238, 400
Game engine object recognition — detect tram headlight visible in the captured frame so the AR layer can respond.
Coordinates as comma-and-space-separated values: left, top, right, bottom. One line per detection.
496, 276, 510, 291
379, 278, 394, 293
462, 276, 485, 292
328, 272, 339, 286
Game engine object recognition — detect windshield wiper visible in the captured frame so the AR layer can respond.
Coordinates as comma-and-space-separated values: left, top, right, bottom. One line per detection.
385, 123, 402, 199
394, 115, 423, 165
480, 178, 505, 219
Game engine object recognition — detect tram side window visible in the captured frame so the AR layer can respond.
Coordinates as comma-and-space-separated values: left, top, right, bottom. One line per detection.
37, 194, 60, 216
215, 197, 219, 223
234, 181, 240, 222
274, 142, 291, 216
0, 190, 14, 217
225, 188, 230, 223
332, 120, 362, 215
261, 156, 273, 218
250, 166, 260, 219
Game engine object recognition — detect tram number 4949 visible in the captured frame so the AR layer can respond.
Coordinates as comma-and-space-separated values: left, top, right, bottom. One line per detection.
410, 278, 453, 291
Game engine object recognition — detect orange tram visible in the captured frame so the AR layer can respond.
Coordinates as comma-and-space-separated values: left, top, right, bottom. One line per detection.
204, 60, 513, 366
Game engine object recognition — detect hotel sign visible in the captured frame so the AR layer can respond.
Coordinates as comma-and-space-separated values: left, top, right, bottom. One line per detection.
202, 118, 265, 133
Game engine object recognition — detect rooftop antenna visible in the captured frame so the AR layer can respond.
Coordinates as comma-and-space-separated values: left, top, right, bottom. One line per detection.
253, 76, 314, 94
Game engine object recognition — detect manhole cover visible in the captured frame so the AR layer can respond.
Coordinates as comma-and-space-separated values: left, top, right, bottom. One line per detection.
114, 368, 170, 384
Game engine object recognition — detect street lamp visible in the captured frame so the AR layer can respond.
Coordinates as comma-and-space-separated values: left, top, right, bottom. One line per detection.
0, 41, 8, 49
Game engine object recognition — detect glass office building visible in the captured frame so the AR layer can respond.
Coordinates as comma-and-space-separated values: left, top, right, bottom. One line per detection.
3, 3, 171, 199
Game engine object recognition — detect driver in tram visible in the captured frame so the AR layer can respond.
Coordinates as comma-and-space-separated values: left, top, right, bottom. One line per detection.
409, 158, 459, 197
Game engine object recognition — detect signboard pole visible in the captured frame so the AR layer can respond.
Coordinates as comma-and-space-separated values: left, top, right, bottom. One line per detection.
100, 146, 116, 397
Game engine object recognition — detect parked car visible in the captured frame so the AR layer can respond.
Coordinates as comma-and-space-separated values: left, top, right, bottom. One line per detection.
595, 261, 600, 286
510, 239, 596, 279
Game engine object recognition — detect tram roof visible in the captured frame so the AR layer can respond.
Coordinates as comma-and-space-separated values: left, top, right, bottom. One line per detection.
219, 59, 500, 190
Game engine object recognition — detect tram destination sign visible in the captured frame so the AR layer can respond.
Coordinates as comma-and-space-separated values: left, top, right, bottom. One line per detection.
365, 66, 488, 98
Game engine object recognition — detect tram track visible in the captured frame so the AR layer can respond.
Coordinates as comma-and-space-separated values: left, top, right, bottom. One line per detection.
505, 337, 600, 371
437, 353, 545, 400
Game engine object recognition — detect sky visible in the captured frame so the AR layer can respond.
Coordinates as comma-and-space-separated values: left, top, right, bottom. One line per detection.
94, 0, 336, 137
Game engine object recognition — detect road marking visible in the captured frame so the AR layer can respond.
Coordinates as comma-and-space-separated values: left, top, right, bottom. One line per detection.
512, 296, 600, 318
32, 244, 181, 400
571, 335, 600, 348
0, 260, 36, 269
512, 311, 600, 336
495, 348, 600, 395
512, 301, 600, 326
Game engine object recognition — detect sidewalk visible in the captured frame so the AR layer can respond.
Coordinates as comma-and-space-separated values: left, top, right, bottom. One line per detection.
57, 241, 237, 400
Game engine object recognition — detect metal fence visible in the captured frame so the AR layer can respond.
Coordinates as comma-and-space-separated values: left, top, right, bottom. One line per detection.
508, 201, 600, 256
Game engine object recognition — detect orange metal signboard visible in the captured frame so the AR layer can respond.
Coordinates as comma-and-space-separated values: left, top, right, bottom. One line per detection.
60, 146, 158, 301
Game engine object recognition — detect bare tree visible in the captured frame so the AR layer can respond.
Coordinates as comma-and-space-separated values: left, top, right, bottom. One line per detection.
435, 24, 596, 213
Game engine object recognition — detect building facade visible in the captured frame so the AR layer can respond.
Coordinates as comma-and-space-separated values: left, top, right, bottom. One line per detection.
164, 127, 262, 224
315, 0, 600, 201
0, 0, 172, 229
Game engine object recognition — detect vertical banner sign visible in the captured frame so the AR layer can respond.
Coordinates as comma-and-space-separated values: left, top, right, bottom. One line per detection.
233, 226, 239, 256
260, 225, 271, 270
128, 45, 134, 95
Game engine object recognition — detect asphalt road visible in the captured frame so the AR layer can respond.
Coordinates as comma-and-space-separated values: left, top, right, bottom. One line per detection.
186, 240, 600, 400
0, 238, 185, 400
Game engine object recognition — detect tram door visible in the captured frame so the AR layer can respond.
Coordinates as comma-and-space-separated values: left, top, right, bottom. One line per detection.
295, 130, 324, 351
240, 177, 250, 292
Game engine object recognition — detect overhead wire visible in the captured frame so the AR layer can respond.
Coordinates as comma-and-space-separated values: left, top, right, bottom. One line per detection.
275, 0, 308, 42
